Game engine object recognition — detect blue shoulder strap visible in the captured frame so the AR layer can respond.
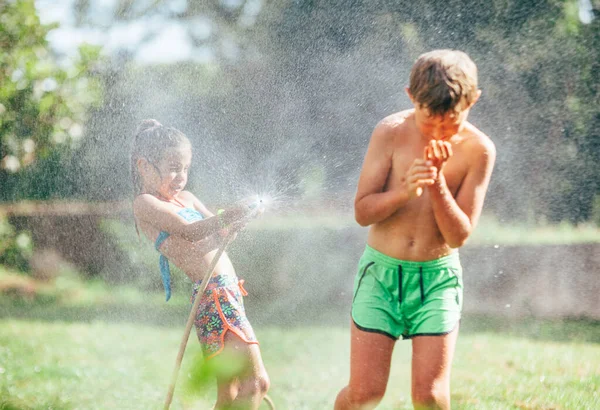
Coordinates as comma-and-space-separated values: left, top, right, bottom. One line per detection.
154, 208, 204, 302
155, 231, 172, 301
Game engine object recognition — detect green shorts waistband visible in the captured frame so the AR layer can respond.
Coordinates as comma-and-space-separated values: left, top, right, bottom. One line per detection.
363, 244, 460, 270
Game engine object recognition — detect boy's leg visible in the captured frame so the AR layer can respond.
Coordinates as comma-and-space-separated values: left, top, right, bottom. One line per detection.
335, 321, 396, 410
410, 326, 459, 410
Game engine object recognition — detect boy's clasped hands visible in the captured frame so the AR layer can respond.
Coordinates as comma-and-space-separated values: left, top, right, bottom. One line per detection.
407, 139, 453, 198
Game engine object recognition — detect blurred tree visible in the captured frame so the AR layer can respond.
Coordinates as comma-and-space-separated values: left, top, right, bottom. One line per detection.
469, 0, 600, 223
53, 0, 600, 222
0, 0, 103, 271
70, 0, 266, 63
0, 0, 103, 201
257, 0, 600, 222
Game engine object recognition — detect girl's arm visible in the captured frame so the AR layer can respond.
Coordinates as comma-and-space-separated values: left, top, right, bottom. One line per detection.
187, 193, 247, 239
133, 194, 246, 242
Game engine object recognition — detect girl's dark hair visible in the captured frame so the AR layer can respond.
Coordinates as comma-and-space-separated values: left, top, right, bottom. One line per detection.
130, 119, 191, 196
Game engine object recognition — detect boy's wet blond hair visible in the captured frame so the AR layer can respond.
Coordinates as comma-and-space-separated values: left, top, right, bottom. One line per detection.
409, 49, 478, 116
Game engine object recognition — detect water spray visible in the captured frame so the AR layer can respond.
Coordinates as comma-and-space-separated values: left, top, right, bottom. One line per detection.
245, 194, 269, 215
164, 197, 275, 410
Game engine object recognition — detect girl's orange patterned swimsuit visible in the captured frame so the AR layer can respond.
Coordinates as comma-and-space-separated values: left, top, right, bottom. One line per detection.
154, 205, 258, 359
191, 274, 258, 359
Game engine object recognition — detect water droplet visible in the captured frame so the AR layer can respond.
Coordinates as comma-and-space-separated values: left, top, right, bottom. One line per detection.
494, 244, 500, 249
505, 304, 511, 308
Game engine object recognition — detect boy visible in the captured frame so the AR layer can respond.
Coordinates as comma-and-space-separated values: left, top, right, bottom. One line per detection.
335, 50, 496, 409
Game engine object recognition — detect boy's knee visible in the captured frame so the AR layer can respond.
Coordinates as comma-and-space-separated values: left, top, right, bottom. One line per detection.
348, 385, 386, 408
412, 383, 449, 409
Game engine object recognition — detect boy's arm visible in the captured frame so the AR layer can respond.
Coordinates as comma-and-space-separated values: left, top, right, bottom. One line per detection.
133, 194, 244, 242
354, 122, 410, 226
428, 139, 496, 248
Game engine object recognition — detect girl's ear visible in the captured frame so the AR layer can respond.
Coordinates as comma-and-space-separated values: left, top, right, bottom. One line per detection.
137, 158, 151, 177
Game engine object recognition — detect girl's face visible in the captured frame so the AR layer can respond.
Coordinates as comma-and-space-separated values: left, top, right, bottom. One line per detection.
142, 145, 192, 200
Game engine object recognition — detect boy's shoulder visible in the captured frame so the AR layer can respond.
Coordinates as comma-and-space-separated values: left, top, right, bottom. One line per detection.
458, 123, 497, 170
377, 109, 413, 129
371, 109, 414, 142
462, 122, 496, 154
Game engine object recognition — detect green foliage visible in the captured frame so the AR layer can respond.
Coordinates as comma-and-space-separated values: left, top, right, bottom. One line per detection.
0, 0, 103, 271
0, 0, 102, 199
0, 215, 32, 272
183, 350, 245, 397
74, 0, 599, 224
1, 0, 597, 228
470, 214, 600, 245
473, 0, 600, 223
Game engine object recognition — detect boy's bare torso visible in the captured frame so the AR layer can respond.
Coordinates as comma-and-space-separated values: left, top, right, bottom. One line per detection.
367, 110, 490, 261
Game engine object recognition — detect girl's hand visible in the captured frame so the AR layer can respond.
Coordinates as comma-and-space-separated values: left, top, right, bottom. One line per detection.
405, 158, 438, 198
218, 195, 262, 231
219, 203, 251, 226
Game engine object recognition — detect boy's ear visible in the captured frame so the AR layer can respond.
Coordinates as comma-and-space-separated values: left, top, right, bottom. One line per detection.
470, 89, 482, 107
405, 87, 415, 103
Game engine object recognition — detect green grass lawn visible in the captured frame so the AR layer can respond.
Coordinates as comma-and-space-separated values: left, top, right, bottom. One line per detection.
1, 218, 599, 409
246, 214, 600, 245
0, 318, 598, 410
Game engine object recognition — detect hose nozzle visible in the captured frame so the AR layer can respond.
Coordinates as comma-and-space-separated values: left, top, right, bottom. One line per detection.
240, 195, 265, 217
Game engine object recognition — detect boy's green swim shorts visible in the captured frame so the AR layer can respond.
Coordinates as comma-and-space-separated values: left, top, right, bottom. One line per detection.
351, 245, 463, 339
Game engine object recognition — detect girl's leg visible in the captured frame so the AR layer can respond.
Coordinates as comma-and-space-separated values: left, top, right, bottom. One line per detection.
214, 331, 269, 410
334, 321, 396, 410
215, 374, 239, 409
410, 325, 459, 410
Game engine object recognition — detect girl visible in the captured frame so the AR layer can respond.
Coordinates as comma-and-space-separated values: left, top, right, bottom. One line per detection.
130, 119, 270, 409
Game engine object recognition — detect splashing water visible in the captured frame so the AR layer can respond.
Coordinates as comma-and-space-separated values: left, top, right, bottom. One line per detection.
238, 177, 301, 215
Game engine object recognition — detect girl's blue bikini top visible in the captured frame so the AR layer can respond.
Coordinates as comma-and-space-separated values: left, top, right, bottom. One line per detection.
155, 207, 205, 301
